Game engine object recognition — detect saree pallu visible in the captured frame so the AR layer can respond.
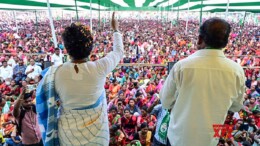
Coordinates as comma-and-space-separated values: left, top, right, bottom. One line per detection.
37, 65, 109, 146
58, 92, 109, 146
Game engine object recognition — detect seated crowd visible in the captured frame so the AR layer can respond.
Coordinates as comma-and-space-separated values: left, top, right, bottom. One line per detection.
0, 16, 259, 146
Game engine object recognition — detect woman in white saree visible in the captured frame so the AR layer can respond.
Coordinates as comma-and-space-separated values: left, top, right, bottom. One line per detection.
36, 12, 123, 146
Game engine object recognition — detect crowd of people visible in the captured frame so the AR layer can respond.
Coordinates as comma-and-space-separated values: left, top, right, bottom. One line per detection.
0, 14, 259, 146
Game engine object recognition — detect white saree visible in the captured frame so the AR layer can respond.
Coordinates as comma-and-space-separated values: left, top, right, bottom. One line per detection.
55, 32, 124, 146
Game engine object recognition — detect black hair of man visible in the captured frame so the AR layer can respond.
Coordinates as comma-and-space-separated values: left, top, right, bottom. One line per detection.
199, 18, 231, 49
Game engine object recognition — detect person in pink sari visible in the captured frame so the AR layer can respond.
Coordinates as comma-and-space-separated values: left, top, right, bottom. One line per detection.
155, 79, 164, 92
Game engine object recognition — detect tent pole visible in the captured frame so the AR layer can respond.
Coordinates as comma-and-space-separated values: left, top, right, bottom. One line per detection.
109, 3, 111, 25
13, 11, 18, 34
177, 0, 180, 25
185, 0, 190, 34
171, 3, 174, 28
71, 13, 73, 23
242, 11, 247, 28
240, 11, 247, 42
61, 10, 63, 27
171, 3, 173, 16
102, 4, 104, 30
46, 0, 58, 48
225, 0, 230, 19
167, 0, 169, 22
199, 0, 203, 25
35, 10, 38, 34
99, 0, 101, 30
163, 6, 166, 23
74, 0, 79, 21
161, 7, 163, 24
90, 0, 92, 32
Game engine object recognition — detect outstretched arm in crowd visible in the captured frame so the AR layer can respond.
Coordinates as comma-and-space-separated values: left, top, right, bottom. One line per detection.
13, 88, 25, 118
95, 12, 124, 76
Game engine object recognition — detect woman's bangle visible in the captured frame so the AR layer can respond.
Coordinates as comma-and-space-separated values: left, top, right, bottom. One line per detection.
114, 30, 119, 33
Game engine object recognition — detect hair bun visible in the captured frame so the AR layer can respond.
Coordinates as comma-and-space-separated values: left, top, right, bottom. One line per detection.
70, 23, 77, 27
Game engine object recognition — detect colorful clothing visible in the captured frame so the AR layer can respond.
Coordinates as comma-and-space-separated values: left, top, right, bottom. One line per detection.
121, 116, 137, 142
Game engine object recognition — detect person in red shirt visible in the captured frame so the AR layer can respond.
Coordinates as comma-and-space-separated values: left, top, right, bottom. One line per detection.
109, 79, 121, 100
145, 81, 156, 93
108, 106, 121, 127
137, 106, 157, 131
252, 110, 260, 128
1, 81, 11, 95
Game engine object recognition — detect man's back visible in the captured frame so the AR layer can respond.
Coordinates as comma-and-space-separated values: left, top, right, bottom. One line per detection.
160, 49, 245, 146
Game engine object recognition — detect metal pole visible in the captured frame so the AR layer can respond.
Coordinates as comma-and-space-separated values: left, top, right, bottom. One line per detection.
164, 6, 166, 21
161, 7, 163, 24
239, 12, 247, 42
177, 0, 180, 25
199, 0, 203, 25
74, 0, 79, 21
103, 3, 106, 29
46, 0, 58, 48
90, 0, 92, 32
167, 0, 169, 22
171, 3, 173, 28
225, 0, 230, 19
109, 3, 111, 25
170, 4, 173, 28
71, 13, 73, 23
35, 10, 38, 34
242, 12, 247, 28
98, 0, 101, 29
185, 0, 190, 34
61, 10, 63, 27
13, 11, 18, 34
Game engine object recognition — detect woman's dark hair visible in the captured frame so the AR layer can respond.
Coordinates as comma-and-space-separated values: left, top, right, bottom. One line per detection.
149, 91, 154, 96
109, 106, 118, 112
247, 118, 254, 124
124, 108, 130, 113
117, 98, 123, 103
199, 17, 231, 49
62, 23, 93, 60
128, 98, 135, 104
140, 122, 148, 129
247, 94, 252, 99
110, 124, 120, 132
142, 105, 148, 112
0, 93, 2, 103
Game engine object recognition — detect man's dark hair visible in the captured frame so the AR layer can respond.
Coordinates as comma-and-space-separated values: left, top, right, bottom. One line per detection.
62, 23, 93, 60
199, 17, 231, 49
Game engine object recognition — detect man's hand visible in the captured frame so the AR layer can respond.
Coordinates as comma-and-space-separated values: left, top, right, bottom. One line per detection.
111, 12, 119, 31
14, 140, 21, 144
19, 87, 26, 101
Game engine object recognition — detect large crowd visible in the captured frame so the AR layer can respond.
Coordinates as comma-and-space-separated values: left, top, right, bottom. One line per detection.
0, 14, 259, 146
